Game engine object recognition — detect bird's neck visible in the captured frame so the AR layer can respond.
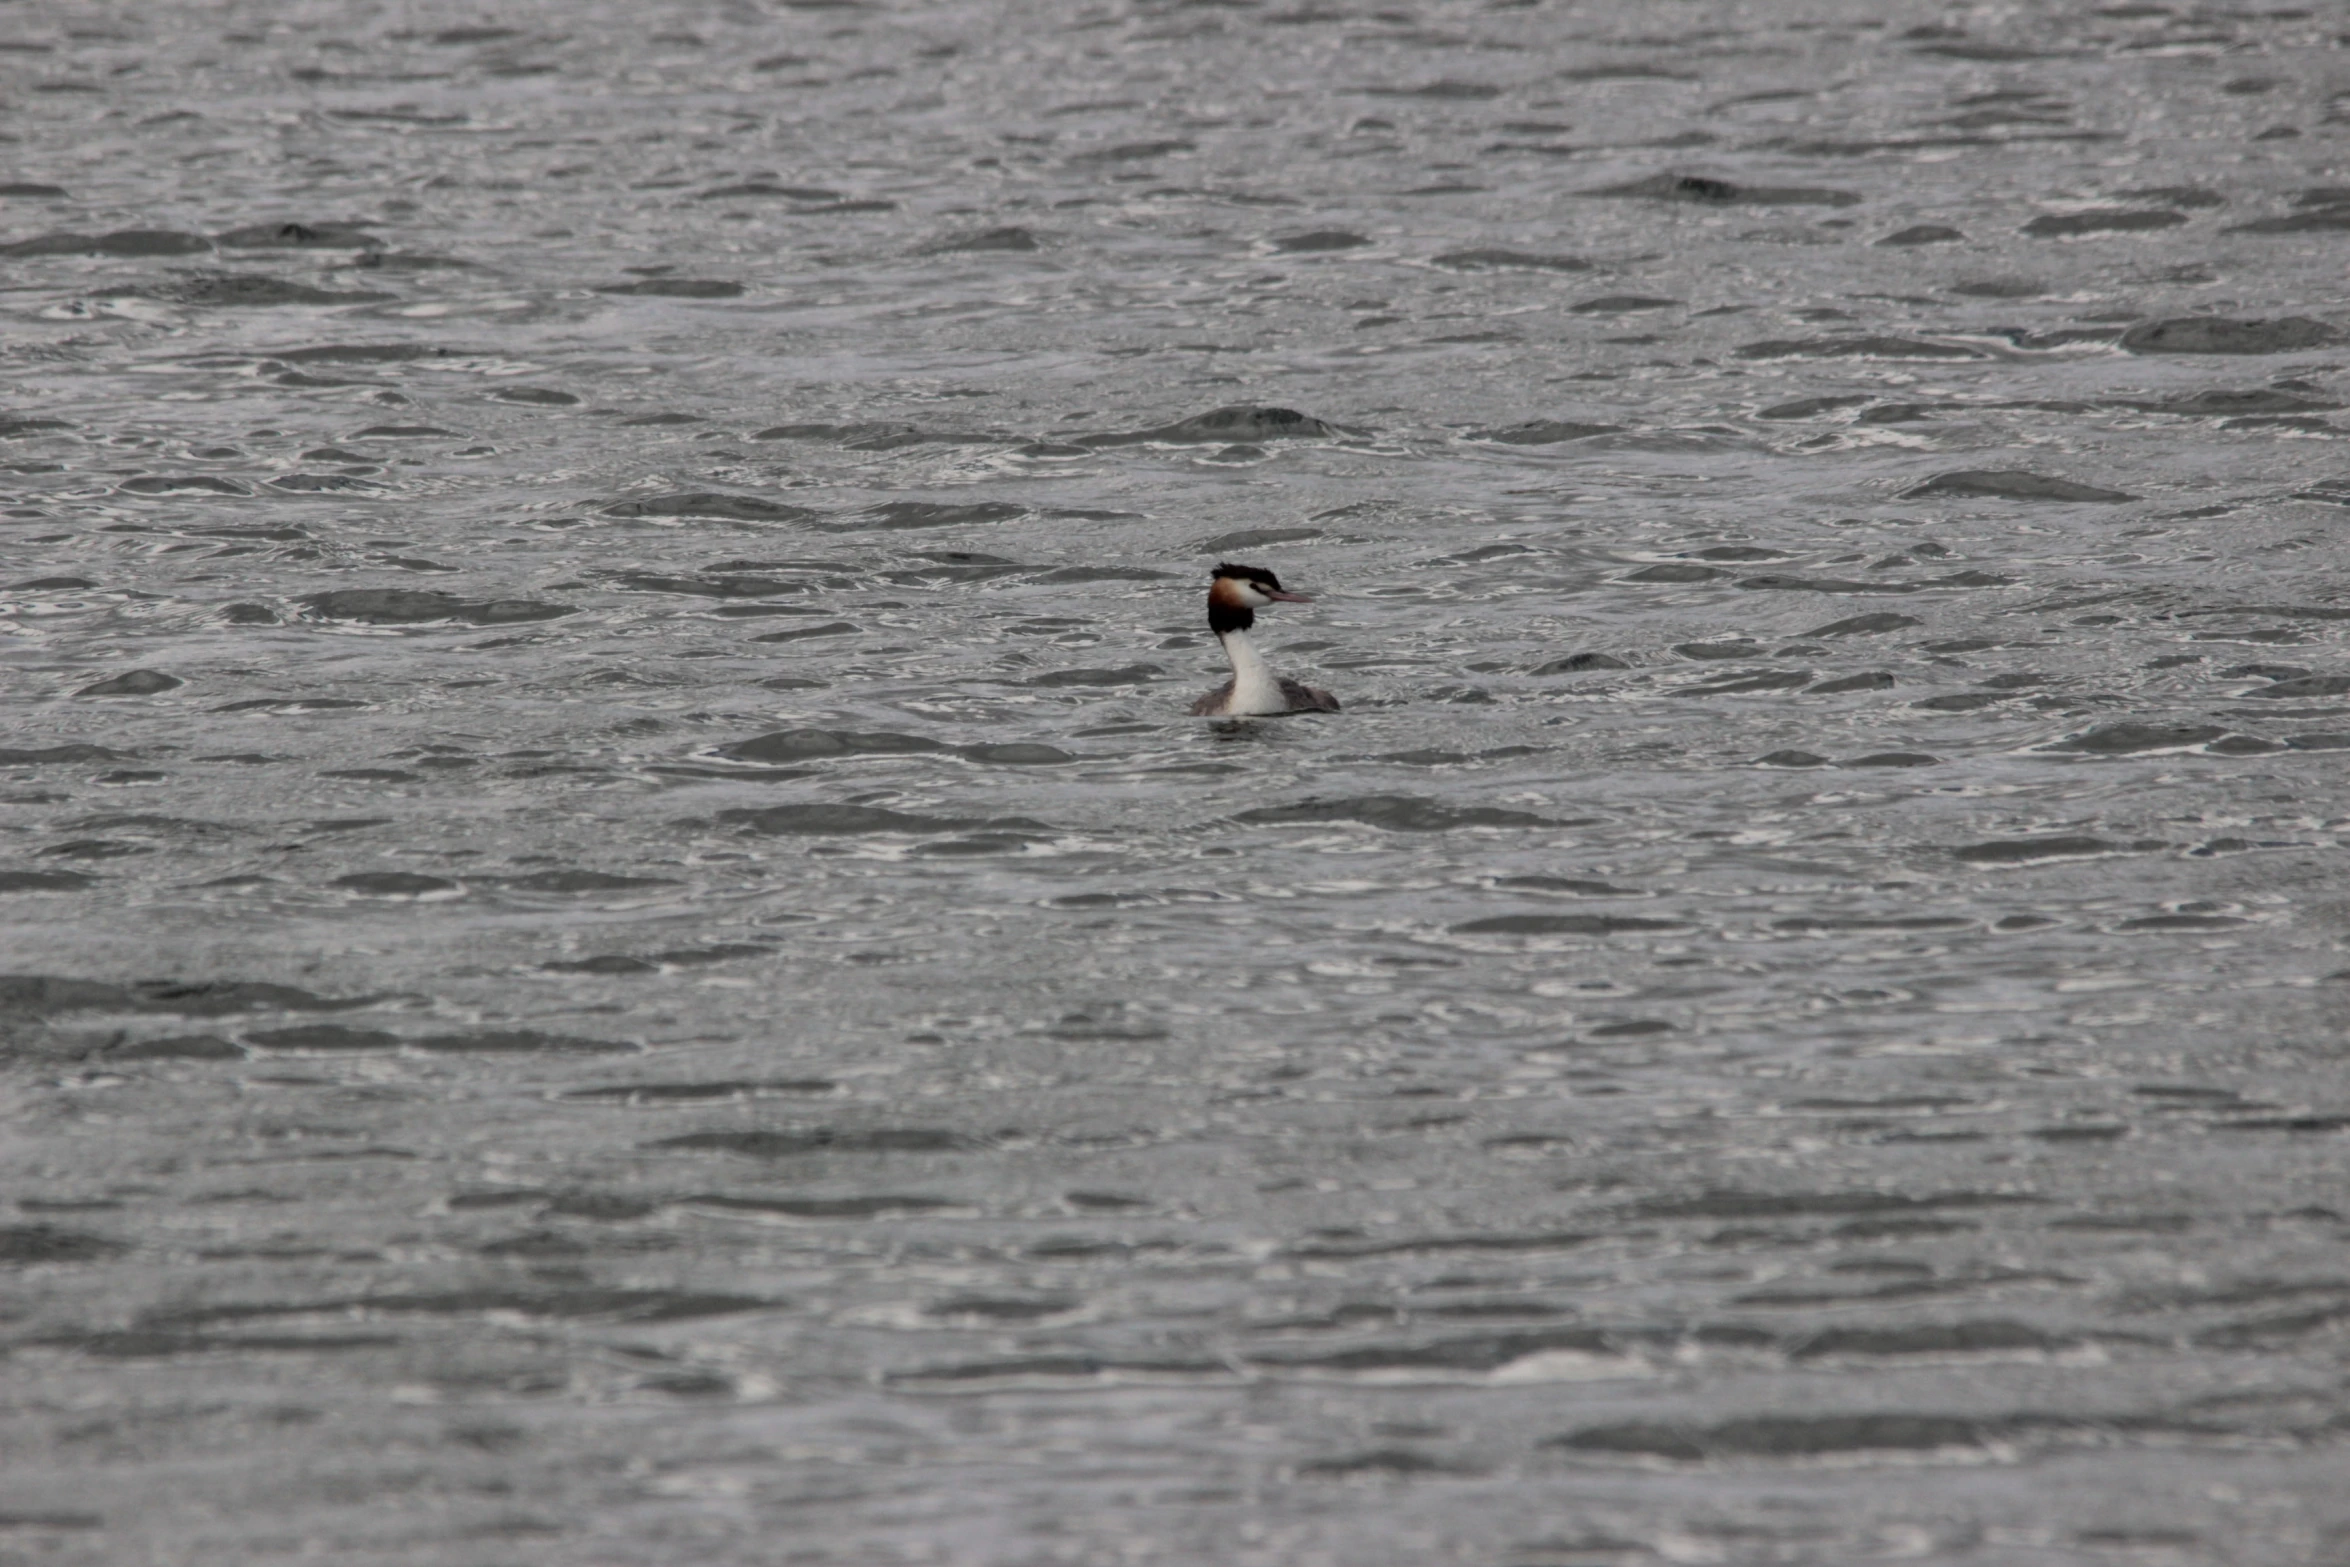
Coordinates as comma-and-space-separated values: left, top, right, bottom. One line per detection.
1217, 626, 1284, 714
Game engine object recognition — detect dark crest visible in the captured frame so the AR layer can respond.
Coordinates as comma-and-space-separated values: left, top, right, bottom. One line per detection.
1212, 562, 1284, 593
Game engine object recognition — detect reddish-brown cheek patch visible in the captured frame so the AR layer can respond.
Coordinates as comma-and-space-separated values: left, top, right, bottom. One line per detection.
1209, 576, 1250, 609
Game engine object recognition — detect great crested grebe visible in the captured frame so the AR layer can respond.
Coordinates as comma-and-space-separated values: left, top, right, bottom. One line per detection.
1188, 562, 1341, 717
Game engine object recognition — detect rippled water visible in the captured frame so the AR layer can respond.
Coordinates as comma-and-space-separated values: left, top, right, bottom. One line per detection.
7, 3, 2350, 1562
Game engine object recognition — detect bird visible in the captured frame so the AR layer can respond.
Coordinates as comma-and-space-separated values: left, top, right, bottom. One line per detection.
1188, 562, 1341, 717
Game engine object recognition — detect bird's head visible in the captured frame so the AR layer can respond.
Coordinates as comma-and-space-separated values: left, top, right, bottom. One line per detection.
1209, 562, 1311, 611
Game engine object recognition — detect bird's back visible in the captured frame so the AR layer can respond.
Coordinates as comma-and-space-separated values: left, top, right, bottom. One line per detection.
1279, 678, 1340, 713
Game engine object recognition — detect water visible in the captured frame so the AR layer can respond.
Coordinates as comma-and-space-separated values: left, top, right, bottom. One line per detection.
5, 3, 2350, 1562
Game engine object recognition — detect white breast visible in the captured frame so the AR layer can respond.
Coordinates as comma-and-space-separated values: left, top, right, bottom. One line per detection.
1217, 628, 1287, 715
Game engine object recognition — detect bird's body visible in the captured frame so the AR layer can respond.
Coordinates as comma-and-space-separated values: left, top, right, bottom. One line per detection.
1189, 673, 1339, 717
1189, 563, 1340, 717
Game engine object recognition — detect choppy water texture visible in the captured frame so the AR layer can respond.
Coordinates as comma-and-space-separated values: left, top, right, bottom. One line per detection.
7, 2, 2350, 1562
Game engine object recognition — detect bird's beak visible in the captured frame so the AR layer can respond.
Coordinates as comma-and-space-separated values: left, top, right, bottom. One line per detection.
1266, 589, 1312, 603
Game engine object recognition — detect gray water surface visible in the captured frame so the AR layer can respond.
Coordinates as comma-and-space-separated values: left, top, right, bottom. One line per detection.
6, 3, 2350, 1562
